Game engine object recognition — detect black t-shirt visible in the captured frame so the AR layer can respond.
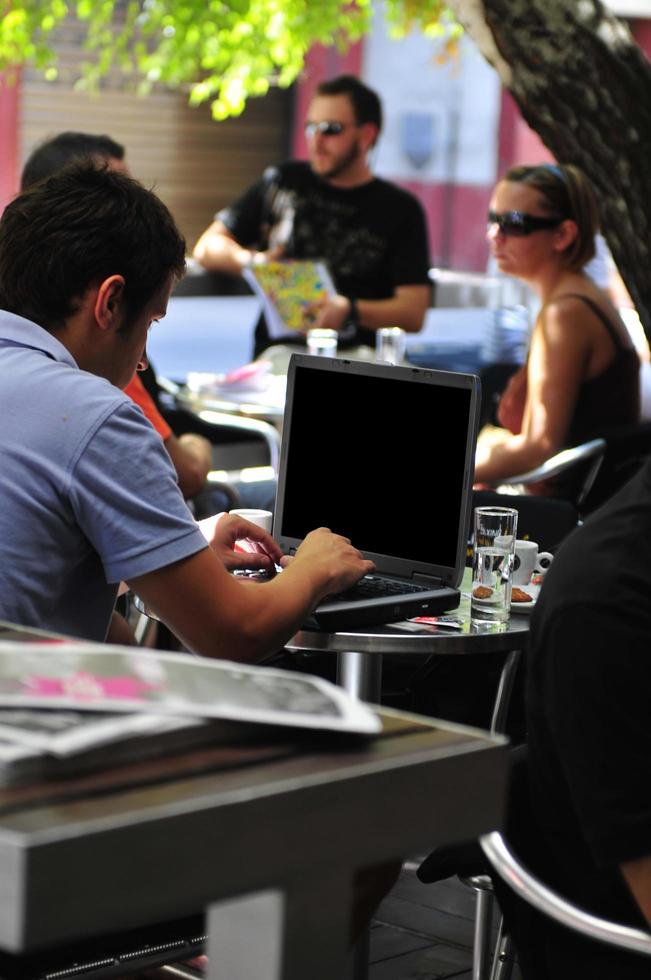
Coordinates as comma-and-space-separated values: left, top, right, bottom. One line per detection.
522, 460, 651, 976
218, 161, 431, 356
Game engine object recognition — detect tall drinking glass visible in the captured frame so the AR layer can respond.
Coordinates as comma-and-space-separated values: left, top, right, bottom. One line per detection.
471, 507, 518, 627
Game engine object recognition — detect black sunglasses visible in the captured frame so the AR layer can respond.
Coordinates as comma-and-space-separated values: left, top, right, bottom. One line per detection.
304, 121, 356, 138
487, 210, 565, 237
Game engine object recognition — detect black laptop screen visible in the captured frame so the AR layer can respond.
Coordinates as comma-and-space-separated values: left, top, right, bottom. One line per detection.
278, 362, 474, 569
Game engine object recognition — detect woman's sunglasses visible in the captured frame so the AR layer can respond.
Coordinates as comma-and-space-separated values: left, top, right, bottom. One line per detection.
487, 210, 565, 237
304, 121, 356, 138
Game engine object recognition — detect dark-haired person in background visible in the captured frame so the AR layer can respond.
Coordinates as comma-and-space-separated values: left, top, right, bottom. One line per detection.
193, 74, 431, 358
0, 163, 372, 654
474, 162, 639, 490
21, 131, 214, 504
20, 131, 129, 187
21, 131, 276, 515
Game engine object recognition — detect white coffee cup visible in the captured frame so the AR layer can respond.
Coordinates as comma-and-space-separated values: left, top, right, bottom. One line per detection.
229, 508, 273, 533
513, 539, 553, 585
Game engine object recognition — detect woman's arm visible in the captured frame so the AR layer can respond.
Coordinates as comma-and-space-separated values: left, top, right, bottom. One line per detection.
474, 299, 593, 484
496, 365, 528, 434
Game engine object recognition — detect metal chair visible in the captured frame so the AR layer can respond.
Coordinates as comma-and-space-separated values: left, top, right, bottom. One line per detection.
480, 832, 651, 959
490, 437, 606, 511
581, 420, 651, 513
158, 374, 281, 475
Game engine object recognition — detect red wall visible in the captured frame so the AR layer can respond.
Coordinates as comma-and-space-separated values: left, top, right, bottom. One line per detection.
497, 88, 552, 174
632, 18, 651, 55
0, 72, 20, 213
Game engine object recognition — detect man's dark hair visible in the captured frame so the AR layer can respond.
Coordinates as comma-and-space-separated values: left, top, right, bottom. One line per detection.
21, 132, 126, 190
0, 162, 186, 333
315, 74, 383, 134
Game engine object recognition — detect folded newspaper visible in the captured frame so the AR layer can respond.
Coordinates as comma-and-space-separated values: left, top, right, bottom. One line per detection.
0, 643, 380, 784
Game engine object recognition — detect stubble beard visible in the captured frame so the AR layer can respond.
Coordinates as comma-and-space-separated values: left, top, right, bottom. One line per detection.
311, 140, 362, 183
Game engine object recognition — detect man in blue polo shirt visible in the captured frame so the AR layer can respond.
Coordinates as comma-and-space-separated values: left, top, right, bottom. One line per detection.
0, 163, 373, 656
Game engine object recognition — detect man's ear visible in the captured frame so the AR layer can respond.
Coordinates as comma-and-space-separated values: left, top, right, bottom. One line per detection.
360, 122, 379, 153
94, 275, 126, 332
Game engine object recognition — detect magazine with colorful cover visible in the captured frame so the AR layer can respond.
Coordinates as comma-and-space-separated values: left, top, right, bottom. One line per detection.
243, 259, 335, 340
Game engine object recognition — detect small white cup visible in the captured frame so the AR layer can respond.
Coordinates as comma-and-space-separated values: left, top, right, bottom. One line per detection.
229, 508, 273, 533
376, 327, 406, 365
513, 539, 553, 586
306, 328, 338, 357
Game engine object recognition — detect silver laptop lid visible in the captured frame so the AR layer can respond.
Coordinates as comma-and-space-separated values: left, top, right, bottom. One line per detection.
273, 355, 480, 588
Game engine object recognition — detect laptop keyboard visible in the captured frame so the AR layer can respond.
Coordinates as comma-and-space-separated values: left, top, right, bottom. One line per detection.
326, 575, 432, 604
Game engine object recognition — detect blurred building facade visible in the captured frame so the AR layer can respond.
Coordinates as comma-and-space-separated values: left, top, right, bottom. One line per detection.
292, 1, 651, 272
0, 1, 650, 270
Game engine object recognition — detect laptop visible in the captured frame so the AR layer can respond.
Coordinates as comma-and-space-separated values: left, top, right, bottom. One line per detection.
273, 355, 481, 630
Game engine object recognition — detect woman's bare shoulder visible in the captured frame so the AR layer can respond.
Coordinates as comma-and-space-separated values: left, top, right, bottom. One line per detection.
542, 282, 622, 339
537, 294, 594, 347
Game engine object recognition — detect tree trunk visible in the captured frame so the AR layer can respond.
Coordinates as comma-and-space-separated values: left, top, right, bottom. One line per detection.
449, 0, 651, 341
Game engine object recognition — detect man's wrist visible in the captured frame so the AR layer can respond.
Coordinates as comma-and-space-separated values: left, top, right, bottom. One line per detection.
242, 249, 265, 271
347, 296, 359, 327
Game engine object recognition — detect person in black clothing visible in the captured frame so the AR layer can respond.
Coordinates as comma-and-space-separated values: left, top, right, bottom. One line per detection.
513, 457, 651, 977
193, 74, 431, 357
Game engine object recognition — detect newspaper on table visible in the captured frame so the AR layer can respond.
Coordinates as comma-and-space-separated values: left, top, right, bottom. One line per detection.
0, 709, 215, 785
0, 643, 380, 784
242, 259, 335, 340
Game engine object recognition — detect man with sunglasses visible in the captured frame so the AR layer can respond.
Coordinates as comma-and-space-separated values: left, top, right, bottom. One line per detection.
193, 74, 431, 357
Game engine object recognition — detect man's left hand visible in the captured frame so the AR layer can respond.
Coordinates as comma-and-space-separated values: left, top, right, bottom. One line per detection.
303, 294, 351, 332
198, 512, 284, 572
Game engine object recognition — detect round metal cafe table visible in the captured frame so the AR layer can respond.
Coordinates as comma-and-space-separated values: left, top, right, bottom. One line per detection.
286, 577, 531, 728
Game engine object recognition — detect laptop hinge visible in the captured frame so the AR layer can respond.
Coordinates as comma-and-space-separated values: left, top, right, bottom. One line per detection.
413, 572, 444, 586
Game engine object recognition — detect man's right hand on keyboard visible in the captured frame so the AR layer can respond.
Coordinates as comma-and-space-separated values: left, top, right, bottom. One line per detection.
286, 527, 374, 599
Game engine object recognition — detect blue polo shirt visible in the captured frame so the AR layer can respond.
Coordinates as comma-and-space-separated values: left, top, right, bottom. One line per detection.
0, 311, 207, 640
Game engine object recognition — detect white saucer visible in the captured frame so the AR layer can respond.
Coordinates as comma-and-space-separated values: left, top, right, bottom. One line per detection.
510, 581, 541, 614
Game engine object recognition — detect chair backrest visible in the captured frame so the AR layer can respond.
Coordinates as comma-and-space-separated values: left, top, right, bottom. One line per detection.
491, 437, 606, 511
581, 421, 651, 514
480, 832, 651, 957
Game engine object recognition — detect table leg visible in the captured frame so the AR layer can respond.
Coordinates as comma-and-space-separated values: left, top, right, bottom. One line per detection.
207, 871, 352, 980
333, 651, 381, 980
350, 924, 370, 980
337, 651, 382, 702
489, 649, 521, 734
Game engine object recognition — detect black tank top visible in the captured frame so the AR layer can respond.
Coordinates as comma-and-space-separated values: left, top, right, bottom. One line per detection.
560, 293, 640, 447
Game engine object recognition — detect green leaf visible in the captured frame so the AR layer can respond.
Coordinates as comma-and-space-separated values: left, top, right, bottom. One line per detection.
0, 0, 460, 118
